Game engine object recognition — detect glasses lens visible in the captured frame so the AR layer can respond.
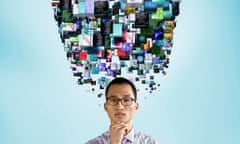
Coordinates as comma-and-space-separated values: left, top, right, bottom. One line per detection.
122, 98, 132, 106
108, 97, 118, 105
107, 97, 134, 106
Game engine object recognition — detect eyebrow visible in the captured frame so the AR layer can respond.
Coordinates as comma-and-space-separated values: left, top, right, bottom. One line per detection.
107, 94, 133, 99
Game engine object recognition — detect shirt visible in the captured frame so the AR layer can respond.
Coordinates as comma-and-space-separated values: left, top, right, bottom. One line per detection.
85, 128, 160, 144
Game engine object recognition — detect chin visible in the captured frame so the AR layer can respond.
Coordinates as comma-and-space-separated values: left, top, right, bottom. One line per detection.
112, 118, 127, 123
118, 119, 129, 123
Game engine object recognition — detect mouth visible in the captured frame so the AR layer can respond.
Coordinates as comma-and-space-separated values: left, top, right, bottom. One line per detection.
114, 112, 126, 118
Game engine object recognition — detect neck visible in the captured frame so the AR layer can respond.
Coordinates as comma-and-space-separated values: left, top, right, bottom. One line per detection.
125, 121, 133, 134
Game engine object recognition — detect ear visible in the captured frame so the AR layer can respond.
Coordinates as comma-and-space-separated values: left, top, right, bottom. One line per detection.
104, 103, 107, 111
135, 102, 139, 111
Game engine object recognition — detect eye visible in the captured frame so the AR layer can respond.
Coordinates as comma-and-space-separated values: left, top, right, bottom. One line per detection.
123, 98, 131, 103
109, 98, 118, 103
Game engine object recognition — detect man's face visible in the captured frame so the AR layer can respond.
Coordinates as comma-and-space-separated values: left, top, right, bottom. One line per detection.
104, 84, 139, 124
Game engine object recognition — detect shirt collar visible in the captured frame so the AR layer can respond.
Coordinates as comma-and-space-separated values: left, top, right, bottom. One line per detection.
124, 127, 135, 142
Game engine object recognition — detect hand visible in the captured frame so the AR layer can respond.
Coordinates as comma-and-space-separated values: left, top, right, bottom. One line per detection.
109, 122, 128, 144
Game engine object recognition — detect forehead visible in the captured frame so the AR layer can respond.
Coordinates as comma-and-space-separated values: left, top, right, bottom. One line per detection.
107, 84, 134, 97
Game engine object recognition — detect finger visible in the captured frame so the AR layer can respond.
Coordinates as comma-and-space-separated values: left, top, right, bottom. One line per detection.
111, 124, 127, 130
110, 122, 126, 128
110, 122, 127, 132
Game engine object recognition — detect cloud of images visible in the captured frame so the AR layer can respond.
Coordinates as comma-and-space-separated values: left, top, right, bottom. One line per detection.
51, 0, 181, 97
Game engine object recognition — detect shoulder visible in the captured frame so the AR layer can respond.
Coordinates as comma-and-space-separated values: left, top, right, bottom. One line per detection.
85, 131, 109, 144
134, 130, 160, 144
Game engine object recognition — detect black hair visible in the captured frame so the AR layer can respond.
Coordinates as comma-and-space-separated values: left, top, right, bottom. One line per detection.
105, 77, 137, 101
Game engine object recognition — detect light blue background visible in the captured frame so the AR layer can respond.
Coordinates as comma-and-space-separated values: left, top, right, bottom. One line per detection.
0, 0, 240, 144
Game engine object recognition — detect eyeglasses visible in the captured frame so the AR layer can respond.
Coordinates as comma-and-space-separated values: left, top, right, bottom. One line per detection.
106, 96, 136, 106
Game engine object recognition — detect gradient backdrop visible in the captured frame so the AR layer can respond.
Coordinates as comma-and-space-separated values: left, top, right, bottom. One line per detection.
0, 0, 240, 144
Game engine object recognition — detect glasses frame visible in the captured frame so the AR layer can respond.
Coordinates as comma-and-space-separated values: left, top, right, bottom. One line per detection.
106, 96, 136, 106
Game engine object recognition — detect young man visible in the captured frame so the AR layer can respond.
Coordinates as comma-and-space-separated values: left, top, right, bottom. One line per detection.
86, 77, 159, 144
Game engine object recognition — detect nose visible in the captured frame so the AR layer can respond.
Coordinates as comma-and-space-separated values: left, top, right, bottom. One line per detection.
115, 100, 124, 109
